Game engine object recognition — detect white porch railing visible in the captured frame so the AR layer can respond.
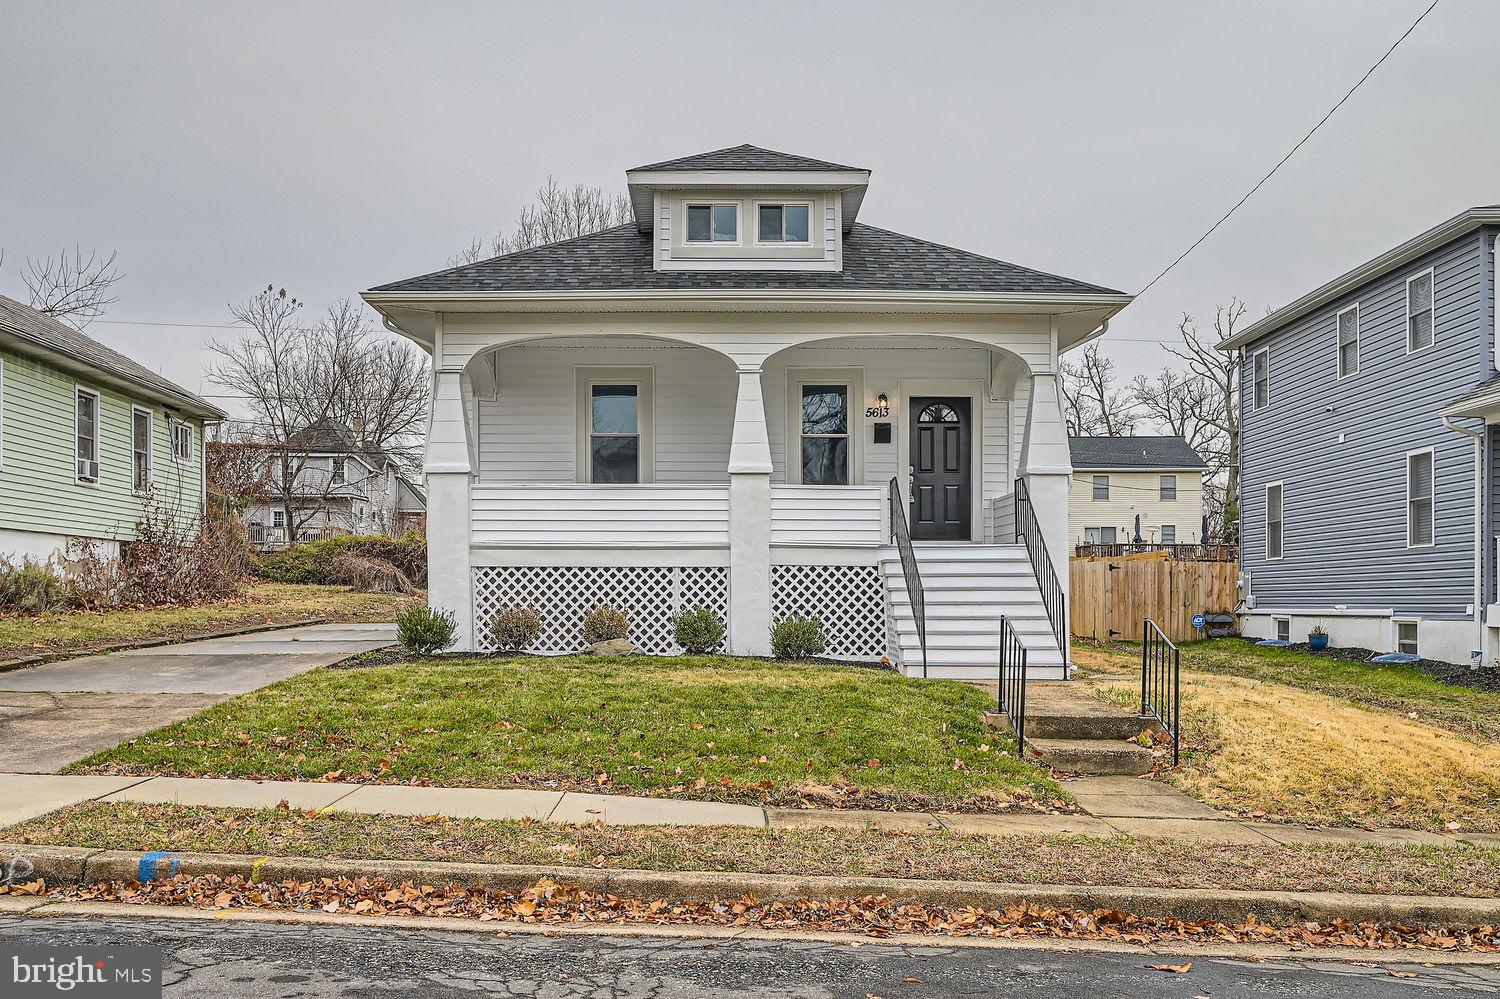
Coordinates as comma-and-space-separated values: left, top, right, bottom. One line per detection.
770, 485, 884, 546
471, 483, 730, 547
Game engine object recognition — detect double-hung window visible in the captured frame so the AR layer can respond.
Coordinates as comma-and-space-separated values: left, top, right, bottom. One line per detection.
1252, 349, 1270, 411
1092, 475, 1109, 500
757, 203, 810, 243
1407, 270, 1435, 352
1407, 449, 1434, 547
1160, 524, 1176, 544
1336, 304, 1360, 377
331, 457, 347, 486
1265, 482, 1284, 560
131, 407, 153, 494
171, 419, 193, 464
686, 204, 738, 243
75, 387, 100, 483
589, 385, 641, 483
1159, 474, 1177, 500
799, 384, 849, 485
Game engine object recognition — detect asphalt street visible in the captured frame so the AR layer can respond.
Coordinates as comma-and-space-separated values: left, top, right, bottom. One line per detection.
1, 914, 1497, 997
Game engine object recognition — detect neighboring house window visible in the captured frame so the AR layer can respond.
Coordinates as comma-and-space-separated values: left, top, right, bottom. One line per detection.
1336, 304, 1360, 377
1274, 617, 1290, 643
1159, 474, 1177, 501
757, 203, 810, 243
331, 457, 346, 485
131, 407, 153, 494
1396, 620, 1419, 655
685, 204, 737, 243
1407, 449, 1435, 547
75, 387, 101, 483
1092, 475, 1109, 500
800, 384, 849, 486
1160, 524, 1176, 544
1084, 527, 1117, 544
589, 384, 640, 483
171, 419, 193, 463
1407, 270, 1435, 352
1265, 482, 1284, 560
1252, 348, 1269, 411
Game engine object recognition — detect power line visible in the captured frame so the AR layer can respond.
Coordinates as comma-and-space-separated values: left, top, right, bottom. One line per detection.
1134, 0, 1443, 299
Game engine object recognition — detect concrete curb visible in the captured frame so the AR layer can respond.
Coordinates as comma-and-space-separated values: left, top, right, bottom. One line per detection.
5, 843, 1499, 929
0, 617, 330, 672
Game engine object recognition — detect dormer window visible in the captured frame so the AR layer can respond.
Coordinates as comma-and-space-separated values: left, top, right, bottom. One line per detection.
757, 203, 810, 243
685, 204, 738, 243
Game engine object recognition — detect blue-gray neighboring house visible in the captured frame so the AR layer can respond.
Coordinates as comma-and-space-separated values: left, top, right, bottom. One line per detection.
1218, 207, 1499, 665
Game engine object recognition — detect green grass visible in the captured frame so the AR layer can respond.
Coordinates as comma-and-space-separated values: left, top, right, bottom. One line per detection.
68, 656, 1059, 810
1075, 638, 1500, 742
12, 801, 1500, 899
0, 583, 422, 661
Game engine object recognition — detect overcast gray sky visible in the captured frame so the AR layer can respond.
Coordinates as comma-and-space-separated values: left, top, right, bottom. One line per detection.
3, 0, 1495, 411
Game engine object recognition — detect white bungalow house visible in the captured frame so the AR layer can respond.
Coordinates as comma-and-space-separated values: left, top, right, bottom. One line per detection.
363, 145, 1130, 677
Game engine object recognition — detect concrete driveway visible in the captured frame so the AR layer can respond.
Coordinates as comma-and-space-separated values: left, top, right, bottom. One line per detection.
0, 623, 394, 773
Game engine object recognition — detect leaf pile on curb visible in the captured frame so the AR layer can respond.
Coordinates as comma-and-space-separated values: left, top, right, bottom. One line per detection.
4, 876, 1497, 952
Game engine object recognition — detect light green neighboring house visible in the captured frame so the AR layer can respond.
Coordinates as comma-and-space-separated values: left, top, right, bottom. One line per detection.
0, 293, 226, 563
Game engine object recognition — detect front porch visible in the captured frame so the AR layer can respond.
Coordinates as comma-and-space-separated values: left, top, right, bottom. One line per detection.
423, 327, 1076, 676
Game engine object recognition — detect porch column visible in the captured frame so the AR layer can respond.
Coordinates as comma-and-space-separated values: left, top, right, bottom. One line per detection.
1019, 371, 1073, 643
727, 366, 773, 656
426, 368, 475, 651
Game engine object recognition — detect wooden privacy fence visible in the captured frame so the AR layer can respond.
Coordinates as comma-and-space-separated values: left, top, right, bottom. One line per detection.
1070, 552, 1238, 643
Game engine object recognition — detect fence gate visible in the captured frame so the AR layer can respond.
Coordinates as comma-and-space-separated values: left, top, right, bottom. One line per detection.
1070, 552, 1238, 644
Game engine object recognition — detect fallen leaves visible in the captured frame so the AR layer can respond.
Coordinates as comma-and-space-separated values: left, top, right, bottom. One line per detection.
1147, 961, 1192, 973
1, 875, 1495, 954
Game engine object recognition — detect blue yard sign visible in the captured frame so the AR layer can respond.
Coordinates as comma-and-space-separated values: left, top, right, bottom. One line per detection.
1191, 613, 1207, 631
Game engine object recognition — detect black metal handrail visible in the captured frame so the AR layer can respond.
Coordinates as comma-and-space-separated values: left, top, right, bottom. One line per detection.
888, 476, 927, 676
998, 614, 1028, 757
1142, 618, 1182, 766
1013, 477, 1067, 656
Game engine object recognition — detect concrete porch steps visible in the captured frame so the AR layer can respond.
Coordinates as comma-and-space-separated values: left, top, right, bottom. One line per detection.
986, 680, 1161, 776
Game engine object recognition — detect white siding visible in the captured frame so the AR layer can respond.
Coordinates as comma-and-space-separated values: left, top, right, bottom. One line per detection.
1068, 469, 1206, 544
472, 484, 730, 547
771, 485, 883, 546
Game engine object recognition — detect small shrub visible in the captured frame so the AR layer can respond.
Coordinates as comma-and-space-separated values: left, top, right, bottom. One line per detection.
672, 606, 725, 655
490, 606, 542, 652
0, 557, 74, 614
396, 604, 457, 654
330, 552, 413, 593
771, 614, 826, 660
583, 605, 630, 644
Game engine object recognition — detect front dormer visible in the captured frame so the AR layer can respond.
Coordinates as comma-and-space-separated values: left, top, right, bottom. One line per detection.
626, 144, 869, 272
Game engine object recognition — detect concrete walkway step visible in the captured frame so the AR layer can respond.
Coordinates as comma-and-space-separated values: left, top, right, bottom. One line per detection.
1028, 738, 1155, 776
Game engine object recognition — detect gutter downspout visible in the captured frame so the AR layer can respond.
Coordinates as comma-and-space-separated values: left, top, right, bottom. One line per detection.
1442, 413, 1485, 660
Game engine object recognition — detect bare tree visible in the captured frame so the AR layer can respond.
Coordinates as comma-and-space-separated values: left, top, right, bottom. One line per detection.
1060, 343, 1136, 436
453, 175, 633, 264
15, 246, 123, 327
209, 286, 430, 544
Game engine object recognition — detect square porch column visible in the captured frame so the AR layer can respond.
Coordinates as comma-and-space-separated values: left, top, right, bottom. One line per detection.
1018, 371, 1073, 643
728, 366, 773, 656
426, 369, 475, 651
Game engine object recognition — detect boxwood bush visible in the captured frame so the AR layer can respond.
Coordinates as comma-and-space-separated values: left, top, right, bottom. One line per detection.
771, 614, 826, 660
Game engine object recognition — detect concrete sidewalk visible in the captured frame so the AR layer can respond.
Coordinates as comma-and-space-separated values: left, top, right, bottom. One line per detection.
1, 772, 1494, 850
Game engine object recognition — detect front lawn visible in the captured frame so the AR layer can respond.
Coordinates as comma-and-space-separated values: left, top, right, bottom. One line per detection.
68, 656, 1059, 811
1075, 642, 1500, 832
12, 801, 1500, 899
0, 583, 421, 662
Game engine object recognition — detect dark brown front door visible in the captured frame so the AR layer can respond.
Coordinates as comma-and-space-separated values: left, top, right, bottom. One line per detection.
909, 396, 971, 541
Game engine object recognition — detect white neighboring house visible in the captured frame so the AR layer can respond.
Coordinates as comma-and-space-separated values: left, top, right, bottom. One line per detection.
362, 145, 1132, 676
1068, 436, 1208, 549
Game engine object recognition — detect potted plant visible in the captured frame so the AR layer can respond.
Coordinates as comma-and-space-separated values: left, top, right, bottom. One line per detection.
1307, 624, 1329, 652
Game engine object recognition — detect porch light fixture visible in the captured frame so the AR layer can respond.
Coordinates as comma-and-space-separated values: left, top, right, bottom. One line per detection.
875, 393, 890, 417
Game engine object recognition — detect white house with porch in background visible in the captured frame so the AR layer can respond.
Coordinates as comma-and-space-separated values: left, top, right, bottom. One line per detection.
363, 145, 1131, 677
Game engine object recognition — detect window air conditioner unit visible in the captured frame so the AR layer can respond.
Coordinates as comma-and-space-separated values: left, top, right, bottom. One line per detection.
76, 459, 99, 482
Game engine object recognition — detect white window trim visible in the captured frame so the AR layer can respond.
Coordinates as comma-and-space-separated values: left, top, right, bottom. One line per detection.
682, 201, 742, 246
1274, 617, 1291, 643
1405, 268, 1436, 355
1160, 524, 1176, 543
786, 368, 863, 486
1159, 474, 1177, 501
1394, 619, 1420, 655
752, 198, 814, 246
1335, 303, 1360, 378
1251, 347, 1270, 412
1092, 474, 1109, 500
171, 418, 193, 464
575, 366, 655, 484
1265, 480, 1284, 561
130, 404, 154, 495
1406, 447, 1436, 548
74, 385, 102, 486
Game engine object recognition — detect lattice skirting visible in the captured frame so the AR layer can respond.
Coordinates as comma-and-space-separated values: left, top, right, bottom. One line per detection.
770, 564, 887, 661
473, 565, 729, 655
